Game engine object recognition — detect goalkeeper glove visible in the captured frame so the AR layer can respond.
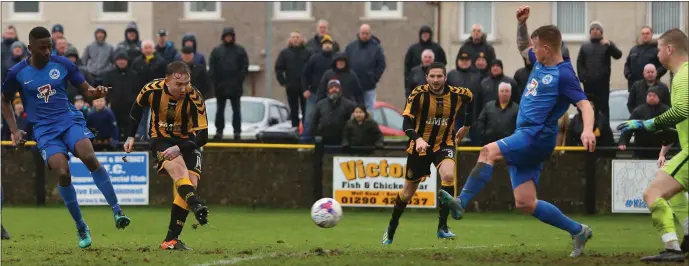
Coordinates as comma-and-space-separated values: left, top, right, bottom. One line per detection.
616, 119, 656, 134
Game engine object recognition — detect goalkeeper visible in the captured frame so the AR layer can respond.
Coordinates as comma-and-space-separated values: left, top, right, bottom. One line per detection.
617, 28, 688, 262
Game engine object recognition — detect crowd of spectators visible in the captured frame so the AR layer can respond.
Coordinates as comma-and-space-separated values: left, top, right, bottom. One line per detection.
0, 20, 678, 155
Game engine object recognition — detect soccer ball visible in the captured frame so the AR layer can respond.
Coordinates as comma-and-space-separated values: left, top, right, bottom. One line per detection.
310, 198, 343, 228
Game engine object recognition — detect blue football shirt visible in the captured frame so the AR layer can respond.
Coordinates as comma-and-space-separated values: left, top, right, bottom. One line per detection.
2, 56, 86, 128
516, 48, 587, 136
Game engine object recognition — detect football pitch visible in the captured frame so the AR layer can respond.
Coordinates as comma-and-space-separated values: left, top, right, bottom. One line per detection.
0, 206, 678, 266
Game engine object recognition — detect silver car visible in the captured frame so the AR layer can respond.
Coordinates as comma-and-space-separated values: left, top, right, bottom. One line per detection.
206, 96, 291, 140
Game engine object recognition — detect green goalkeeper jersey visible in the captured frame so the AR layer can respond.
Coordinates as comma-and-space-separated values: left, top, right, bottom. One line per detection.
654, 62, 688, 151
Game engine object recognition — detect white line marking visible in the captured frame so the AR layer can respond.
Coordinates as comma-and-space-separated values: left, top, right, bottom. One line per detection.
192, 244, 526, 266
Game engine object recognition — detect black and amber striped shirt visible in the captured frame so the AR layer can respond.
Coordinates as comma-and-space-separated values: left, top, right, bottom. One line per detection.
403, 84, 473, 155
134, 79, 208, 139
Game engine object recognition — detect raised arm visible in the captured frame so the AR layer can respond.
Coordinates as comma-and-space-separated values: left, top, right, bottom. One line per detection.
516, 6, 533, 61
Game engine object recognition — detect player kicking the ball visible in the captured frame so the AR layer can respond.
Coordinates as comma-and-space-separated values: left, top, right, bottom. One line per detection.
1, 27, 130, 248
617, 28, 689, 262
124, 62, 210, 250
438, 6, 596, 257
382, 62, 474, 244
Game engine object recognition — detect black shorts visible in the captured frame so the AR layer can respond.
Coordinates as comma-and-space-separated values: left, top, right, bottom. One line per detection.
405, 146, 455, 183
150, 138, 202, 177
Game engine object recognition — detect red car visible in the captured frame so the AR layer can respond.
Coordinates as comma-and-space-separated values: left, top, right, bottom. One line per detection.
299, 101, 405, 136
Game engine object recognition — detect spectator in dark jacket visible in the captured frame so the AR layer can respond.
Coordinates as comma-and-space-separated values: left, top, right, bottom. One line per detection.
627, 64, 670, 113
1, 25, 18, 65
447, 48, 482, 144
116, 22, 142, 61
311, 80, 356, 145
87, 98, 118, 151
513, 57, 532, 96
2, 41, 27, 81
65, 48, 93, 101
180, 47, 210, 97
209, 27, 249, 140
276, 31, 311, 128
567, 96, 614, 148
576, 21, 623, 118
405, 49, 434, 98
475, 59, 519, 120
73, 95, 90, 118
447, 48, 482, 94
344, 24, 386, 111
317, 52, 364, 104
342, 105, 383, 150
104, 52, 140, 140
457, 24, 496, 72
1, 95, 30, 141
619, 87, 670, 159
404, 25, 447, 88
301, 34, 335, 142
82, 27, 114, 86
306, 19, 340, 54
155, 30, 178, 64
173, 33, 206, 66
475, 82, 519, 145
624, 26, 667, 90
131, 40, 166, 85
474, 54, 490, 80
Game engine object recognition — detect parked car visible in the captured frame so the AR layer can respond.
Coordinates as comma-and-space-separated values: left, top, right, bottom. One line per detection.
206, 97, 293, 140
297, 101, 406, 137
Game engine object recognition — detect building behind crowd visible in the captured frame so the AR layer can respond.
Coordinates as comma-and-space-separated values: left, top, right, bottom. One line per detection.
2, 1, 688, 108
439, 1, 688, 91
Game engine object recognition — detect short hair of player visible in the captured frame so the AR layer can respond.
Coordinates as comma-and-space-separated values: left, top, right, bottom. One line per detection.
426, 62, 446, 76
531, 25, 562, 52
166, 61, 191, 77
29, 26, 51, 43
659, 28, 688, 55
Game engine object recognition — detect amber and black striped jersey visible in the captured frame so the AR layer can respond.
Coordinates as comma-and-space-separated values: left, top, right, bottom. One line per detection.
403, 84, 473, 155
134, 78, 208, 139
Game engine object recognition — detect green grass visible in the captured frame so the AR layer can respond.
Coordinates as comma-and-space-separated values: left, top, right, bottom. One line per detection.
0, 206, 680, 265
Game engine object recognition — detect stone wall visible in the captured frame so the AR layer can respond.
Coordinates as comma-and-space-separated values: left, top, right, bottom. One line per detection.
1, 148, 614, 213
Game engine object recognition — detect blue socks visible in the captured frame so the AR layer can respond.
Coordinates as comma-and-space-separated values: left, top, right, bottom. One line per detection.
58, 185, 87, 231
532, 200, 583, 236
458, 163, 493, 209
91, 167, 121, 214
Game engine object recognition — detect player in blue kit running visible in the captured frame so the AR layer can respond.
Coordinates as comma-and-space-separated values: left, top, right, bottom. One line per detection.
438, 6, 598, 257
0, 27, 131, 248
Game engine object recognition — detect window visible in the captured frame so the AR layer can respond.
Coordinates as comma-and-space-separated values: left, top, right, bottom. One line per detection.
381, 107, 403, 130
279, 106, 290, 122
184, 1, 221, 20
9, 1, 41, 20
372, 108, 385, 126
269, 105, 281, 124
459, 2, 494, 40
365, 1, 403, 19
98, 2, 130, 21
274, 1, 312, 20
553, 2, 588, 41
649, 2, 686, 38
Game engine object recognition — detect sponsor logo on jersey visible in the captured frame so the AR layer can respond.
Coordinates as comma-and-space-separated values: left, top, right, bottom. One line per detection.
426, 117, 449, 126
36, 84, 56, 103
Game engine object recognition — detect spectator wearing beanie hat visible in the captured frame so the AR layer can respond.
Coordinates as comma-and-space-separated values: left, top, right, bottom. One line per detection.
576, 20, 622, 118
50, 24, 76, 53
104, 51, 141, 140
301, 33, 336, 142
475, 59, 519, 126
83, 26, 115, 86
310, 79, 356, 145
619, 86, 671, 158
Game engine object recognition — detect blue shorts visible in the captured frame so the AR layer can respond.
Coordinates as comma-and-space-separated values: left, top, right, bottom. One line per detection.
36, 120, 94, 163
496, 129, 555, 190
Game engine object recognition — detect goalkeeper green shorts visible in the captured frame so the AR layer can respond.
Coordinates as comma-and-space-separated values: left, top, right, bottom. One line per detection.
662, 150, 688, 190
